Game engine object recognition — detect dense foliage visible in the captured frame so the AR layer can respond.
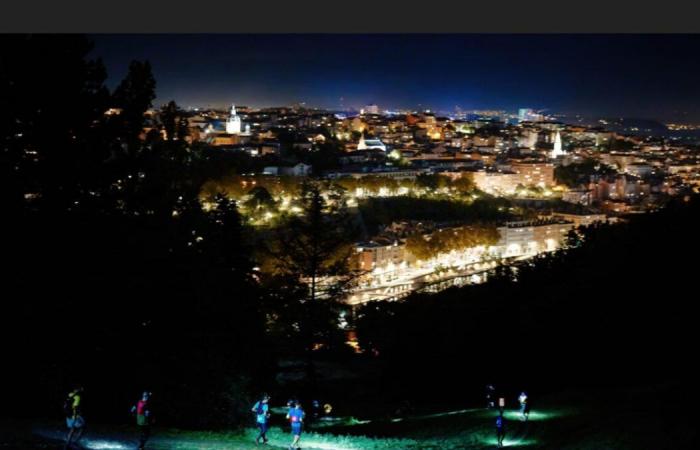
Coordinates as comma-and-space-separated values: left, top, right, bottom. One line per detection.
554, 158, 617, 187
354, 196, 697, 401
405, 225, 500, 260
358, 196, 512, 233
0, 35, 351, 427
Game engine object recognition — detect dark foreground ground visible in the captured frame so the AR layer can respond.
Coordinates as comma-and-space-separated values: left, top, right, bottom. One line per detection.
3, 381, 695, 450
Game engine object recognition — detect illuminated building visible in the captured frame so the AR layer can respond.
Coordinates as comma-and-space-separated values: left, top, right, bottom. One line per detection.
206, 134, 242, 146
355, 240, 408, 284
462, 163, 554, 196
350, 117, 367, 132
550, 130, 565, 158
588, 178, 613, 202
260, 142, 281, 156
262, 163, 312, 176
357, 133, 387, 151
562, 189, 592, 205
510, 161, 555, 188
612, 174, 649, 201
472, 135, 498, 147
225, 104, 242, 134
518, 108, 543, 123
624, 162, 654, 177
497, 219, 574, 256
601, 200, 633, 214
362, 104, 379, 114
518, 108, 532, 122
667, 162, 700, 174
472, 171, 521, 195
356, 240, 405, 271
519, 129, 539, 149
599, 152, 640, 171
326, 168, 423, 181
550, 212, 607, 227
452, 121, 475, 134
469, 149, 496, 165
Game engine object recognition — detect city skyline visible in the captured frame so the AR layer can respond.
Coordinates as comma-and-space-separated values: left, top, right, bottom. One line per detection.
3, 26, 698, 449
90, 34, 700, 122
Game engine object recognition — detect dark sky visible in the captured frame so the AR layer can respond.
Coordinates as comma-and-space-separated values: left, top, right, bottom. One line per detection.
90, 34, 700, 122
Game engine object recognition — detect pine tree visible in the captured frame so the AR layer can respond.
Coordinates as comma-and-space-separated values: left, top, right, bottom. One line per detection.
270, 180, 357, 302
111, 60, 156, 151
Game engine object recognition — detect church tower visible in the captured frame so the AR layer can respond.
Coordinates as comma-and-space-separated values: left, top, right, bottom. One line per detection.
551, 130, 564, 158
226, 104, 241, 134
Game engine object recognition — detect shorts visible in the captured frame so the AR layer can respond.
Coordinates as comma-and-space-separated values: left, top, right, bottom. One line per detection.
291, 422, 302, 436
67, 416, 85, 429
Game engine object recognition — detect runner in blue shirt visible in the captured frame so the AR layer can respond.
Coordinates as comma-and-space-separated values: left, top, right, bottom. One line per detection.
251, 394, 271, 445
286, 400, 305, 450
496, 412, 506, 448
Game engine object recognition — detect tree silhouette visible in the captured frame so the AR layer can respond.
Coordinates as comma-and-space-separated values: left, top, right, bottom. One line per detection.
111, 60, 156, 152
244, 185, 277, 215
160, 100, 190, 142
268, 180, 358, 302
0, 34, 111, 211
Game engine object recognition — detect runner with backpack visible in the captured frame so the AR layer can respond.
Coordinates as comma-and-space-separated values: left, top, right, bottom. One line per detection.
130, 391, 153, 450
251, 394, 271, 445
286, 399, 305, 450
63, 386, 85, 449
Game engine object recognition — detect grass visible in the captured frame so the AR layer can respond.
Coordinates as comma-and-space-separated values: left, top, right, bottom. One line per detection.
22, 382, 696, 449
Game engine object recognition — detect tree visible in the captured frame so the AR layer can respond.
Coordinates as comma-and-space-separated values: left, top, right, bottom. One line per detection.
161, 100, 179, 141
452, 174, 475, 193
264, 181, 357, 349
416, 173, 449, 192
609, 138, 636, 152
1, 36, 273, 429
244, 186, 276, 214
554, 158, 616, 188
405, 224, 500, 260
268, 180, 357, 302
305, 138, 344, 172
160, 100, 190, 142
0, 34, 112, 212
258, 180, 360, 392
116, 97, 197, 219
111, 60, 156, 150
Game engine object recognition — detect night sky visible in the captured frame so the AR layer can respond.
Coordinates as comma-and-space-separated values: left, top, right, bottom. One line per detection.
90, 34, 700, 122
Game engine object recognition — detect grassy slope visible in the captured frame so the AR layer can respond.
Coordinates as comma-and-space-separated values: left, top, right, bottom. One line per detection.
21, 382, 696, 449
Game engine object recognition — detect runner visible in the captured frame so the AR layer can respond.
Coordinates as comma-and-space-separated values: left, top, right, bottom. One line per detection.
251, 394, 271, 445
518, 391, 528, 421
522, 394, 531, 422
63, 386, 85, 449
496, 412, 506, 448
286, 399, 305, 450
131, 391, 153, 450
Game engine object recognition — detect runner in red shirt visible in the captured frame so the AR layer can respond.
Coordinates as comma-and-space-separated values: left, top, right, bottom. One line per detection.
131, 392, 152, 450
